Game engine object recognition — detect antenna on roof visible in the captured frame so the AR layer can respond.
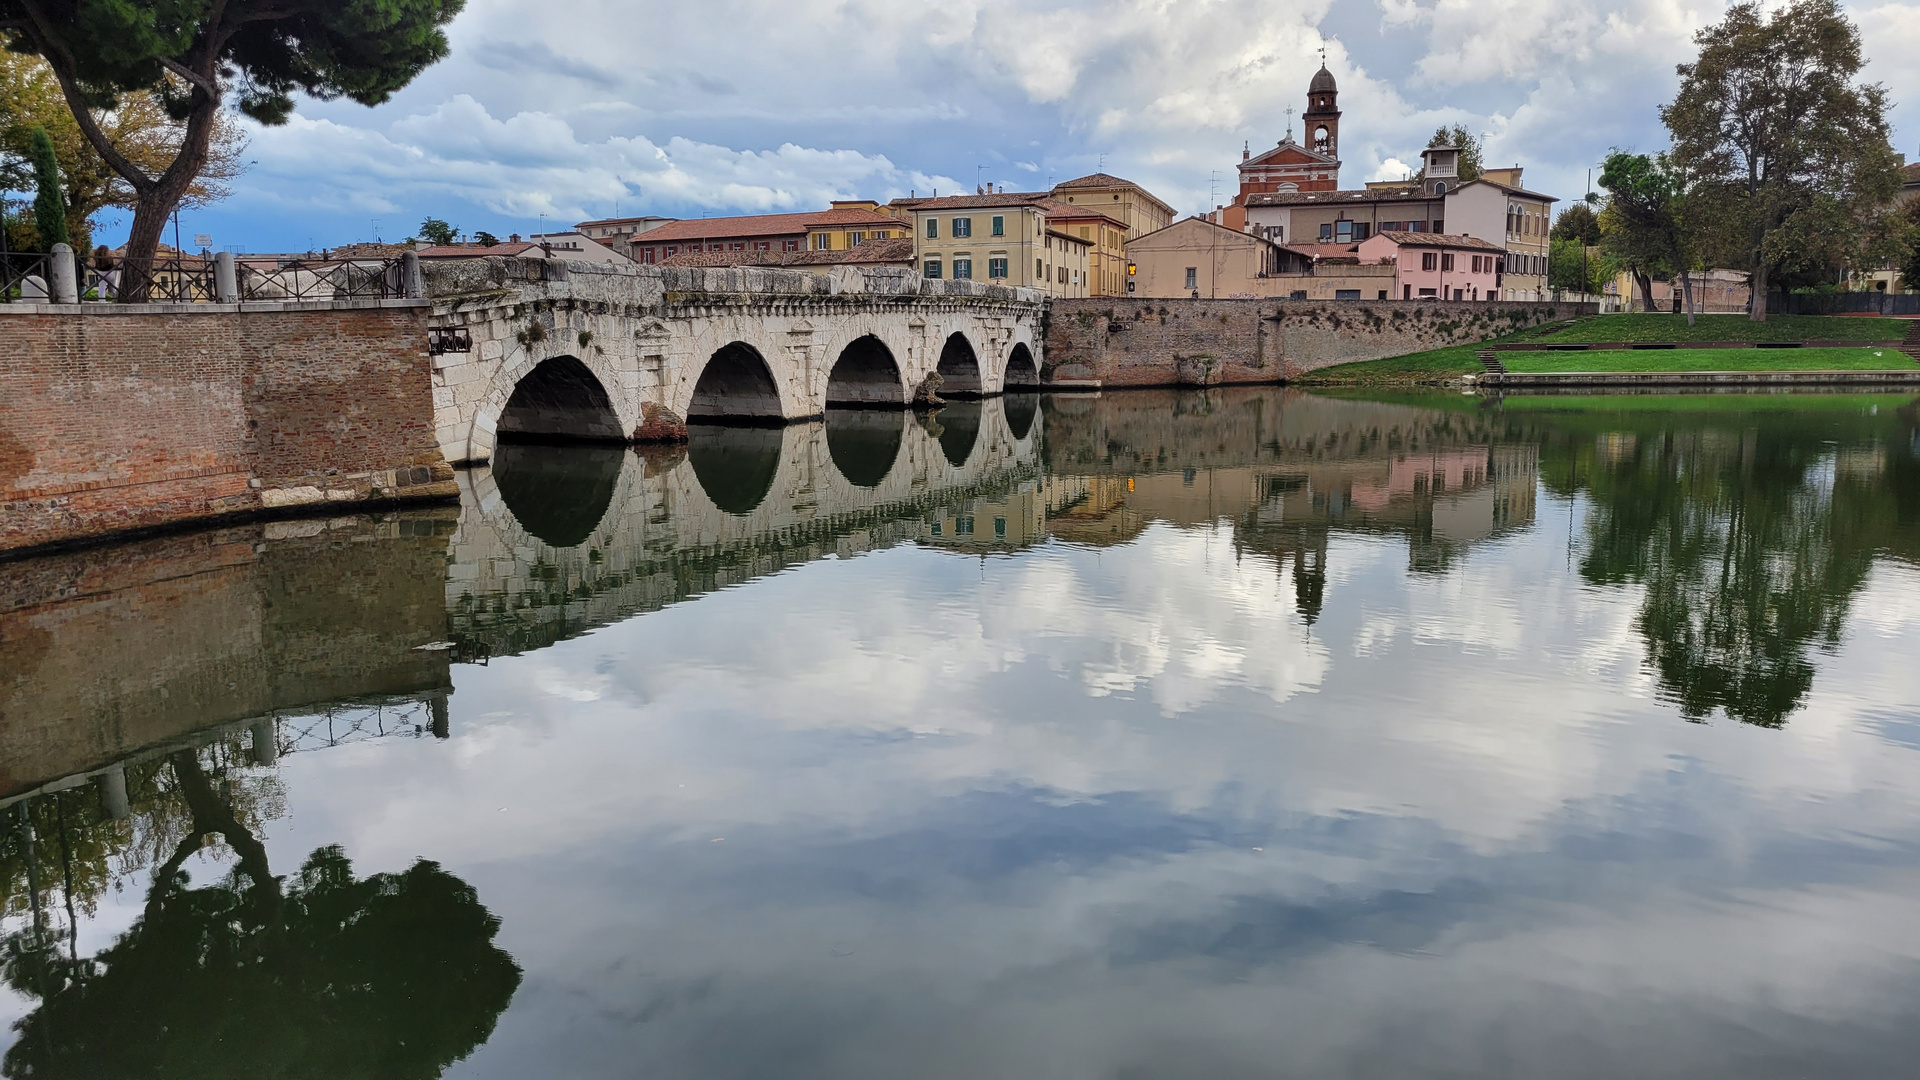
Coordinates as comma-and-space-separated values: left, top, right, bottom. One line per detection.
1098, 152, 1107, 172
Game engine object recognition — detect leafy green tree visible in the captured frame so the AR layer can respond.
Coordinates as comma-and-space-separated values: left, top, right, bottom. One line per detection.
474, 230, 500, 247
0, 0, 464, 296
1, 752, 521, 1080
1552, 203, 1602, 246
27, 124, 63, 249
1548, 236, 1602, 294
1662, 0, 1903, 321
1898, 198, 1920, 292
1596, 151, 1697, 321
417, 216, 458, 246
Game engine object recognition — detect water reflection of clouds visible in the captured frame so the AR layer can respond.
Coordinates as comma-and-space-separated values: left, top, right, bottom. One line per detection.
31, 391, 1920, 1077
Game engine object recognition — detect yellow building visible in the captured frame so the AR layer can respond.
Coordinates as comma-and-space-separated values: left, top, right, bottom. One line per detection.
1050, 173, 1177, 240
1041, 199, 1130, 297
909, 194, 1093, 297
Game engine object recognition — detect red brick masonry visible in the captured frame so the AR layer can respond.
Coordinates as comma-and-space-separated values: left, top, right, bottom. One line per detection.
0, 301, 456, 553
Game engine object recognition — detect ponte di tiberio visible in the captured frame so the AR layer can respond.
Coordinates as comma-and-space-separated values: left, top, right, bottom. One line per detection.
420, 257, 1047, 465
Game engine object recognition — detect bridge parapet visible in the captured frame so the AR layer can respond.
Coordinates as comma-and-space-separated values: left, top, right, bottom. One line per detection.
421, 256, 1048, 464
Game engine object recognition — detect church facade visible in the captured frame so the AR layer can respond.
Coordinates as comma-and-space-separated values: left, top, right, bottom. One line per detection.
1221, 64, 1344, 229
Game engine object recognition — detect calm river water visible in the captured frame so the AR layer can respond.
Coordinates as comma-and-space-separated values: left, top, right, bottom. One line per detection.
4, 388, 1920, 1078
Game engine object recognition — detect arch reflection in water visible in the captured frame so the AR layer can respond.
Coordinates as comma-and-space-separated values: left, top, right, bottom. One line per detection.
497, 355, 624, 442
688, 424, 785, 515
1003, 393, 1039, 442
927, 401, 982, 467
825, 408, 907, 488
490, 440, 626, 548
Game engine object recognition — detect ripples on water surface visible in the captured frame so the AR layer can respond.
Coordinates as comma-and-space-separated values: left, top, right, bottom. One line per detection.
4, 388, 1920, 1078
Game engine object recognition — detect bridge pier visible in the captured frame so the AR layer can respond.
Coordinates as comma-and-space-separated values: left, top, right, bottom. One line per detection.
423, 260, 1046, 464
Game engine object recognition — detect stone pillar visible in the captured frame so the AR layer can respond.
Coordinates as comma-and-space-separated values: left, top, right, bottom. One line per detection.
97, 766, 130, 821
402, 251, 424, 299
430, 694, 450, 739
49, 244, 78, 303
214, 250, 239, 302
251, 719, 278, 765
21, 274, 47, 301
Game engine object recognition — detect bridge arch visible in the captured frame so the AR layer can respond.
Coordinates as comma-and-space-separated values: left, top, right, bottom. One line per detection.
495, 355, 625, 443
469, 347, 635, 465
937, 332, 983, 398
1001, 342, 1041, 392
826, 335, 906, 407
690, 342, 785, 421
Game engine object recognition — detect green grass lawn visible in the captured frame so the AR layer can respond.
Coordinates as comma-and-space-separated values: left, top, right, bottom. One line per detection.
1535, 313, 1907, 343
1503, 347, 1917, 372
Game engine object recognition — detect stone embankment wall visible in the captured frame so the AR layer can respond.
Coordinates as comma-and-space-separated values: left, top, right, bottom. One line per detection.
0, 510, 456, 799
1044, 298, 1597, 386
0, 301, 458, 554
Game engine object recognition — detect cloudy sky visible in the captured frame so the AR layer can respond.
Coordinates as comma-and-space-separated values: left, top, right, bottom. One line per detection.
115, 0, 1920, 251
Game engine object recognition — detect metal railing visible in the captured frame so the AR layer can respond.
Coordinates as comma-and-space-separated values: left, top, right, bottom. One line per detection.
1, 252, 52, 301
75, 254, 413, 303
237, 258, 407, 301
90, 256, 219, 303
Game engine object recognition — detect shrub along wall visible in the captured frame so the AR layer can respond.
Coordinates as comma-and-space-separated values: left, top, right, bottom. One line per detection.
1044, 298, 1595, 386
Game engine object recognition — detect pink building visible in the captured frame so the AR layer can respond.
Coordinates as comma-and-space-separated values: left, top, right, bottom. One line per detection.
1356, 231, 1506, 301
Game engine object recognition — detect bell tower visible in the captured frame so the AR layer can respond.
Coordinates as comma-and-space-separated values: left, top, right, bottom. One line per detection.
1302, 59, 1340, 159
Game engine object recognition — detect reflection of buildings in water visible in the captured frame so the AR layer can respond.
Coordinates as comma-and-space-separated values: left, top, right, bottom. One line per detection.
919, 481, 1048, 552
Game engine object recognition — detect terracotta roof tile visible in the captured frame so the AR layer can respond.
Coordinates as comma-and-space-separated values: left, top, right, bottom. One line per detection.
906, 192, 1051, 211
1371, 231, 1505, 252
658, 237, 915, 269
414, 242, 545, 258
636, 207, 900, 244
1246, 187, 1438, 207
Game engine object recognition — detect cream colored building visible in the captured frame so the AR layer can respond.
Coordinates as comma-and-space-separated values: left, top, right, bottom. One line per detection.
909, 194, 1093, 297
1050, 172, 1178, 240
1126, 216, 1403, 300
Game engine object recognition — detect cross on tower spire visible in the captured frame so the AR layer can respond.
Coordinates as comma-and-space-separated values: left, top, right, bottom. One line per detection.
1284, 106, 1294, 141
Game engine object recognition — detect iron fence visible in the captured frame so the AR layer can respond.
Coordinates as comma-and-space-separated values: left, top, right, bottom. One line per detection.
77, 255, 411, 303
237, 258, 407, 301
88, 256, 218, 303
0, 252, 51, 301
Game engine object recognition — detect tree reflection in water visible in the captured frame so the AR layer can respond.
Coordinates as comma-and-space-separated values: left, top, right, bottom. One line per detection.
1548, 399, 1920, 727
0, 748, 520, 1079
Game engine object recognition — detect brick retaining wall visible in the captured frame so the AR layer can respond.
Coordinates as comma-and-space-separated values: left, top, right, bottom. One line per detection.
1044, 298, 1594, 386
0, 300, 456, 554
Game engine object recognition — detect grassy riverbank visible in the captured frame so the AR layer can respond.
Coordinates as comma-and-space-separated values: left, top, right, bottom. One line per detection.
1531, 313, 1907, 343
1297, 313, 1914, 385
1505, 347, 1915, 372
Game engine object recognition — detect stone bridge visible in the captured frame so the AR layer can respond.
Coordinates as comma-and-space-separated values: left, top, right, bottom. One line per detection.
445, 396, 1045, 657
421, 258, 1048, 465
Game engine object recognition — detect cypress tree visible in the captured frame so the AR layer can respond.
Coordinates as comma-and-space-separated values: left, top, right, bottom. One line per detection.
28, 125, 67, 250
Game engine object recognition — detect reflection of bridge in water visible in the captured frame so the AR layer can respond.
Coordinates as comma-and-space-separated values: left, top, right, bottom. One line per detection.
448, 396, 1046, 657
449, 388, 1545, 657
